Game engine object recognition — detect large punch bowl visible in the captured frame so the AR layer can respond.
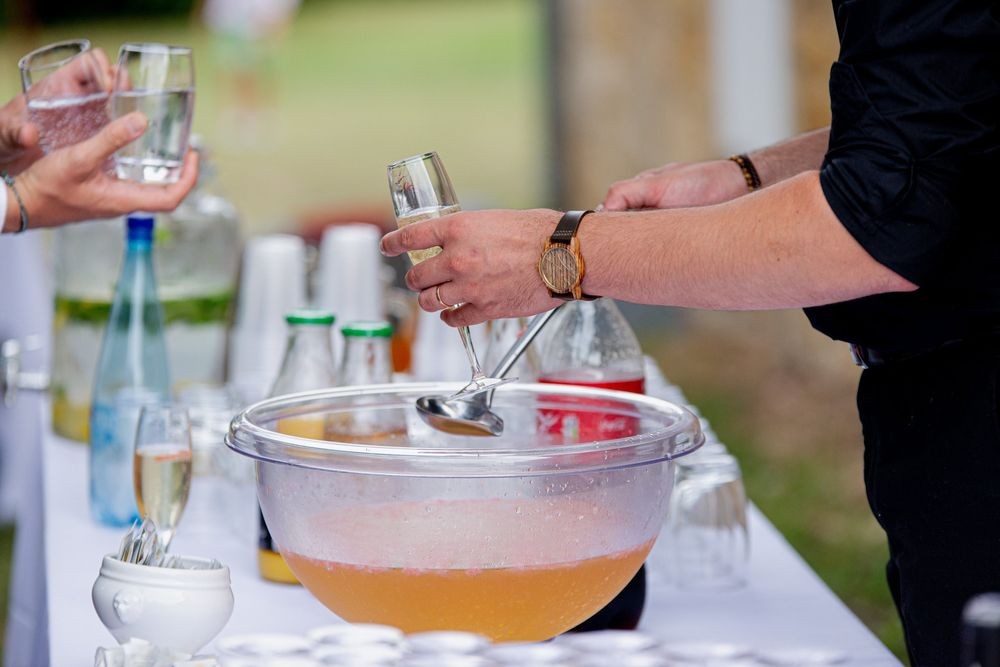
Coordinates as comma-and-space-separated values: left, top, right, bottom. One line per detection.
226, 382, 702, 642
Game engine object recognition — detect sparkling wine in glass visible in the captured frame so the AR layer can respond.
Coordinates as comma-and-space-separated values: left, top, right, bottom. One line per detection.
388, 152, 511, 397
19, 39, 111, 154
133, 405, 193, 549
111, 43, 195, 184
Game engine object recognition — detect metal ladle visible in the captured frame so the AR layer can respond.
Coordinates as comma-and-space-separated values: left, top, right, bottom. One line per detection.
416, 305, 564, 436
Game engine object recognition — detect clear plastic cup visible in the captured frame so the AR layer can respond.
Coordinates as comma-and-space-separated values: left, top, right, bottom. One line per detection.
665, 453, 749, 589
316, 224, 386, 342
228, 234, 307, 402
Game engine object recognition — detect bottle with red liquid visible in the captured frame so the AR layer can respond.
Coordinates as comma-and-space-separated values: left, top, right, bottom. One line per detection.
538, 298, 648, 632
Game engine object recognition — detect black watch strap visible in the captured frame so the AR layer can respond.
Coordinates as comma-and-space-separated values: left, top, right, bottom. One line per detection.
550, 209, 593, 244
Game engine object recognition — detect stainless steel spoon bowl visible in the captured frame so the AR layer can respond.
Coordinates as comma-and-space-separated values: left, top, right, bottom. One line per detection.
415, 306, 563, 436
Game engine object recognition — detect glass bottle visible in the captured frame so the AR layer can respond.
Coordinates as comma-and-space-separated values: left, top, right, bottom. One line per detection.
89, 214, 171, 527
483, 317, 541, 382
538, 298, 648, 631
332, 321, 407, 444
154, 137, 241, 393
340, 321, 394, 385
963, 593, 1000, 667
538, 299, 645, 393
51, 137, 240, 442
259, 309, 338, 584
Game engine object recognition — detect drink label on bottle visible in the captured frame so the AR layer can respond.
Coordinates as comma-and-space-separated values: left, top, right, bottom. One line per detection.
537, 376, 645, 442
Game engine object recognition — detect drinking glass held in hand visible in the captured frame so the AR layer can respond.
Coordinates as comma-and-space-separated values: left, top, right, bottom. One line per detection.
111, 43, 195, 184
387, 152, 508, 397
19, 39, 111, 154
133, 405, 193, 549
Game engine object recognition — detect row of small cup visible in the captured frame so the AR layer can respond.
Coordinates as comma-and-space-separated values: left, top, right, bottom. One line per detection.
208, 627, 847, 667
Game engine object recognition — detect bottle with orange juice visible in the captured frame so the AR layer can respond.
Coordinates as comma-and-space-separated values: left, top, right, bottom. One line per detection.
258, 309, 338, 584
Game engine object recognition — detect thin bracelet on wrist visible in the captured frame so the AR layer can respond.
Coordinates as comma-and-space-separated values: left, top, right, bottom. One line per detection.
2, 171, 29, 234
728, 153, 762, 192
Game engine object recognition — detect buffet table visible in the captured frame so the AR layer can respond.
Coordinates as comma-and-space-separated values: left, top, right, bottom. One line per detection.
10, 374, 903, 665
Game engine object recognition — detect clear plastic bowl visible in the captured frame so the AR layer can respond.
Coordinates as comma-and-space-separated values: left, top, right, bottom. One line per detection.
226, 382, 702, 642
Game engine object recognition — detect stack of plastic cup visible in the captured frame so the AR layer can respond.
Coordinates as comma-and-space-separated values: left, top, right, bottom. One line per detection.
410, 309, 484, 383
316, 224, 386, 361
227, 234, 307, 404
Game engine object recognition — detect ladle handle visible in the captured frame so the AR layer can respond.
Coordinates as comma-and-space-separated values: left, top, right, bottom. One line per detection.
489, 305, 564, 380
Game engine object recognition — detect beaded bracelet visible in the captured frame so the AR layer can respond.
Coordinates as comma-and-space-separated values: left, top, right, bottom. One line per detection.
1, 171, 28, 234
729, 153, 762, 192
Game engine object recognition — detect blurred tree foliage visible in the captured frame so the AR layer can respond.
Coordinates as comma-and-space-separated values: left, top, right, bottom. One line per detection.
2, 0, 197, 26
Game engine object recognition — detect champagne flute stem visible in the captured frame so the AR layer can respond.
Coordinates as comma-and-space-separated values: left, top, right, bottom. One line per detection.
457, 325, 487, 384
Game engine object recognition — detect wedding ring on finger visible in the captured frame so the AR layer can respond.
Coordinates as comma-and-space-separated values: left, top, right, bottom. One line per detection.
435, 284, 454, 309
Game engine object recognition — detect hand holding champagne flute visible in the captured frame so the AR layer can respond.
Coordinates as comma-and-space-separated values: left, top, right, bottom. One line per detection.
387, 152, 512, 397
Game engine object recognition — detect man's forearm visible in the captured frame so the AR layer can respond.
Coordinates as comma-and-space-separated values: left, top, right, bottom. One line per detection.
748, 127, 830, 188
582, 170, 915, 310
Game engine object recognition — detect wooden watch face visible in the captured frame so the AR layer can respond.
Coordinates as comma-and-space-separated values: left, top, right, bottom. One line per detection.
539, 245, 580, 293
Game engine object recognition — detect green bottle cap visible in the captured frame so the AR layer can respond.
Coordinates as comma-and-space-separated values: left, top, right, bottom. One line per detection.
285, 309, 336, 326
342, 321, 394, 338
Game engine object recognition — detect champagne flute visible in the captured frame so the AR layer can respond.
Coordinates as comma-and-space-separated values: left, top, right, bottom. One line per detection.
111, 43, 195, 184
387, 152, 512, 398
133, 405, 193, 549
19, 39, 111, 154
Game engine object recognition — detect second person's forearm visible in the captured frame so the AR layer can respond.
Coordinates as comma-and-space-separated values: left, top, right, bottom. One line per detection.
581, 170, 914, 310
748, 127, 830, 188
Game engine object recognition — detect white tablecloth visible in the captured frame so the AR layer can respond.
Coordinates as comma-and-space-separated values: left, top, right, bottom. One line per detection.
8, 392, 900, 666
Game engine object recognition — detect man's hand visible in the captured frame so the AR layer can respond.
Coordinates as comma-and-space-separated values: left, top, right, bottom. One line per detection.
601, 159, 749, 211
380, 208, 563, 327
6, 112, 198, 232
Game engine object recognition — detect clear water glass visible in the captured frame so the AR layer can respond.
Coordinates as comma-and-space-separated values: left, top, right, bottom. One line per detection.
111, 42, 195, 184
665, 452, 749, 588
133, 404, 193, 549
18, 39, 111, 154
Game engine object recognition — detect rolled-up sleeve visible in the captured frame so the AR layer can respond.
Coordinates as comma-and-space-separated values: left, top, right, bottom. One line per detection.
819, 1, 999, 288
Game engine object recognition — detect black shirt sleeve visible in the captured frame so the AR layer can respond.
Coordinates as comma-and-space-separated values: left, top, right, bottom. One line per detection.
819, 0, 999, 287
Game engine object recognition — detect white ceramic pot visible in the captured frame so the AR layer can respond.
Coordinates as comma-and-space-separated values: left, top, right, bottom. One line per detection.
92, 555, 234, 654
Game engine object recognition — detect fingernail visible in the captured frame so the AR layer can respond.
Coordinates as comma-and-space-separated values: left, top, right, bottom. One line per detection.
378, 237, 388, 256
126, 113, 147, 136
594, 204, 604, 212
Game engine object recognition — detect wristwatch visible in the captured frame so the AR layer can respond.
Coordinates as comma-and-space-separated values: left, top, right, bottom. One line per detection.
537, 210, 597, 301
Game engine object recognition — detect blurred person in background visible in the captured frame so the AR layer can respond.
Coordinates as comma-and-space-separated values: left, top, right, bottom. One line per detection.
381, 2, 998, 665
200, 0, 300, 144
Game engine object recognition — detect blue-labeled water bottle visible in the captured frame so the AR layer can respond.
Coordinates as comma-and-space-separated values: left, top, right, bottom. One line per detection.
89, 214, 170, 526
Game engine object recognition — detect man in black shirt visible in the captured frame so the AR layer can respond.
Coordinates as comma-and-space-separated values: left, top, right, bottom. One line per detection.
381, 2, 999, 663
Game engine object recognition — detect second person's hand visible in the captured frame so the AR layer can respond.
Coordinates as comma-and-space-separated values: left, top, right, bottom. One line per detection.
601, 159, 749, 211
4, 111, 198, 232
